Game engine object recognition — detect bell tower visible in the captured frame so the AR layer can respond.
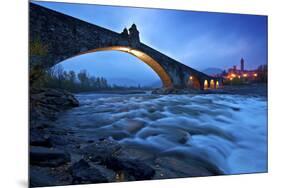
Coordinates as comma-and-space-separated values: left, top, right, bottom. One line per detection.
240, 58, 245, 72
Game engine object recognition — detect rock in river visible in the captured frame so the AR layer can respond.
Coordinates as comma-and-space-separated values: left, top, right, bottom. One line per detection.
30, 146, 70, 167
82, 139, 122, 163
69, 159, 108, 184
30, 88, 79, 127
30, 167, 61, 187
30, 129, 52, 147
105, 157, 155, 181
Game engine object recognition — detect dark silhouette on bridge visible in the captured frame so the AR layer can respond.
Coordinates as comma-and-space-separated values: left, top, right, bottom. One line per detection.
30, 3, 222, 90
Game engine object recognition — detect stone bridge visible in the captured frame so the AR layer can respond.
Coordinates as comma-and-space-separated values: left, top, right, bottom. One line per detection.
30, 3, 222, 90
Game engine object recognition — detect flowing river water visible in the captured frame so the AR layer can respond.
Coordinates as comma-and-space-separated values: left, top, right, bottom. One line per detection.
53, 93, 267, 175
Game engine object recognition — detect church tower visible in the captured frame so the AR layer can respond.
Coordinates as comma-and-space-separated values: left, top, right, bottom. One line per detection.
240, 58, 245, 72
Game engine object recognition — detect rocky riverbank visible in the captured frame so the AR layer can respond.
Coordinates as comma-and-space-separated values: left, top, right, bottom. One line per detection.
30, 88, 80, 186
30, 128, 222, 187
29, 89, 158, 186
30, 85, 267, 187
30, 88, 79, 127
29, 88, 225, 187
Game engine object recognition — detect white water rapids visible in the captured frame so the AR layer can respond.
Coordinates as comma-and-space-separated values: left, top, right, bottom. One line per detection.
54, 93, 267, 175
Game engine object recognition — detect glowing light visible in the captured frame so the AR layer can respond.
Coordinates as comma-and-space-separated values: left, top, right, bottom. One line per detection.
204, 80, 208, 90
230, 77, 233, 81
210, 79, 215, 89
231, 73, 236, 78
243, 73, 248, 77
187, 76, 200, 90
238, 75, 241, 79
77, 46, 173, 88
254, 73, 258, 77
117, 47, 131, 52
130, 49, 144, 57
216, 81, 219, 88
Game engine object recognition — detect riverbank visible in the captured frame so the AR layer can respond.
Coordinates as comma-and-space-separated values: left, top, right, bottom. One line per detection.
219, 83, 267, 97
73, 83, 267, 97
75, 89, 148, 95
152, 83, 267, 97
29, 86, 267, 187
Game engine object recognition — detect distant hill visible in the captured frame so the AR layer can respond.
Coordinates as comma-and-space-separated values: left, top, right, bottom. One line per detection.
201, 67, 223, 76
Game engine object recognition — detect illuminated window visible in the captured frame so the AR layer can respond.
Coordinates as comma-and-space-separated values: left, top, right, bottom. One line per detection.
204, 80, 208, 90
189, 76, 193, 80
210, 79, 215, 89
216, 81, 219, 88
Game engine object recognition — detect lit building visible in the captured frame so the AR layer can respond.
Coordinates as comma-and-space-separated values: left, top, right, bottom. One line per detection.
223, 58, 258, 81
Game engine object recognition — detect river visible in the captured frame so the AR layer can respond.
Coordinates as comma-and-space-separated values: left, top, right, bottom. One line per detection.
53, 93, 268, 175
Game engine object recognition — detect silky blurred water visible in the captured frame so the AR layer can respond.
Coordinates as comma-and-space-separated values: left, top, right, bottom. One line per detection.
55, 93, 268, 174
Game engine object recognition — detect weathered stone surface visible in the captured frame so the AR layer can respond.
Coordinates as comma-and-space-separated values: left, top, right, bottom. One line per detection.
48, 135, 70, 146
30, 167, 61, 187
30, 129, 52, 147
31, 88, 79, 109
30, 146, 71, 167
30, 88, 79, 128
105, 157, 155, 181
70, 159, 108, 184
153, 156, 223, 179
82, 139, 122, 163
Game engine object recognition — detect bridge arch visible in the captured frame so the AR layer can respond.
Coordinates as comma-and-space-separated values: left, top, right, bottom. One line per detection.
65, 46, 173, 88
30, 3, 220, 90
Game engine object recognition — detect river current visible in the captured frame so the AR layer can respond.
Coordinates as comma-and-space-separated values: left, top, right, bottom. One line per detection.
54, 93, 267, 175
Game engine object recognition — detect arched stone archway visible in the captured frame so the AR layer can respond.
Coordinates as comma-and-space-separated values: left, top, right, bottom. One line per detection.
210, 79, 215, 89
186, 75, 201, 89
215, 80, 220, 89
67, 46, 173, 88
30, 3, 220, 90
203, 80, 209, 90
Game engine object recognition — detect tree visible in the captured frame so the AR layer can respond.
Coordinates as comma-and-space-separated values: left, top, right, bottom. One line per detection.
257, 64, 268, 83
30, 37, 49, 86
78, 70, 90, 89
39, 66, 142, 92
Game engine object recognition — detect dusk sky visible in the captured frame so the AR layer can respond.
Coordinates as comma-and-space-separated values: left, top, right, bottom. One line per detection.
33, 1, 267, 86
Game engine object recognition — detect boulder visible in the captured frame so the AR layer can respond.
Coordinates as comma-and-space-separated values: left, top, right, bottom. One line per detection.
30, 88, 79, 127
30, 146, 70, 167
30, 129, 52, 147
48, 135, 69, 146
70, 159, 108, 184
82, 139, 122, 164
30, 167, 61, 187
105, 157, 155, 181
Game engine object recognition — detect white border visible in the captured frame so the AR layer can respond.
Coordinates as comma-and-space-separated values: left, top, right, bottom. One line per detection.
1, 0, 281, 188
